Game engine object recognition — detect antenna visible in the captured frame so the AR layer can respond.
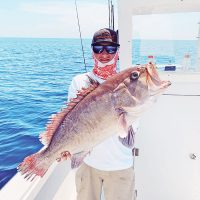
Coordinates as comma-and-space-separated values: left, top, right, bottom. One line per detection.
74, 0, 87, 72
108, 0, 115, 30
112, 3, 114, 30
108, 0, 111, 29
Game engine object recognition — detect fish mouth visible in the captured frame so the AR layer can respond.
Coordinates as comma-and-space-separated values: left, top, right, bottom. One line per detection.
146, 64, 163, 86
149, 80, 171, 97
145, 64, 171, 96
161, 80, 172, 88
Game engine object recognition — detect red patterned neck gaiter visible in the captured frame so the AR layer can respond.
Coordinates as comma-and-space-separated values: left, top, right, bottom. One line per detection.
92, 52, 119, 80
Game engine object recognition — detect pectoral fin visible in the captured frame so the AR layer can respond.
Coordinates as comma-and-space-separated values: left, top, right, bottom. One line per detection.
115, 108, 129, 138
112, 83, 138, 138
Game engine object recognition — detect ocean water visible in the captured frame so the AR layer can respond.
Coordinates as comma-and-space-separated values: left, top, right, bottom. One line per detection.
0, 38, 197, 189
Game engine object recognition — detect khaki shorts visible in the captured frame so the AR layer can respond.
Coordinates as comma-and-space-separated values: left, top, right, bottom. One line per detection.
75, 163, 135, 200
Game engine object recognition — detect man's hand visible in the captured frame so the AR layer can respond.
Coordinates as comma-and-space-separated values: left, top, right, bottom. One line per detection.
56, 151, 71, 162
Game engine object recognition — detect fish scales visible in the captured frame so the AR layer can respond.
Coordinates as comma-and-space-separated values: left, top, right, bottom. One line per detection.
50, 69, 134, 153
48, 89, 117, 155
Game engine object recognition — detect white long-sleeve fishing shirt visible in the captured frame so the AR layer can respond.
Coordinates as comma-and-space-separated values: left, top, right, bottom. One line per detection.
68, 71, 139, 171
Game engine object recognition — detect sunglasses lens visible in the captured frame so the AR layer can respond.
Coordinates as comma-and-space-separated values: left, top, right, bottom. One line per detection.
92, 45, 118, 54
93, 46, 104, 54
105, 46, 118, 54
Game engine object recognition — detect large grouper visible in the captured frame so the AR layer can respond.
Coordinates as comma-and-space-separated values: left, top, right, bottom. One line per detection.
18, 63, 171, 180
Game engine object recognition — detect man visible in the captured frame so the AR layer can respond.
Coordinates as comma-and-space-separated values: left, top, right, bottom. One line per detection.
67, 28, 139, 200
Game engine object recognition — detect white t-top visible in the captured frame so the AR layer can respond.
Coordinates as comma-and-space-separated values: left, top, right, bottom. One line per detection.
68, 71, 139, 171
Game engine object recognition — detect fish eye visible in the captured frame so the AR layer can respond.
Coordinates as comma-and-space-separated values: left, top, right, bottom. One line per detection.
130, 71, 139, 80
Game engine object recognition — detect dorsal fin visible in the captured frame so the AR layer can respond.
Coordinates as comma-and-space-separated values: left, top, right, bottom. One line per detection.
39, 78, 99, 146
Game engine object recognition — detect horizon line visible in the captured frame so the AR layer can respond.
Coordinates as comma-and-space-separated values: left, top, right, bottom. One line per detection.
0, 36, 198, 41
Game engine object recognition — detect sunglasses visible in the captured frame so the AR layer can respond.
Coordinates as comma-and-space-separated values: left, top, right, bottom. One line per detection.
92, 45, 118, 54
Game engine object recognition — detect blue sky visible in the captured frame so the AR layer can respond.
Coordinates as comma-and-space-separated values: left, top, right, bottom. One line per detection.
0, 0, 200, 39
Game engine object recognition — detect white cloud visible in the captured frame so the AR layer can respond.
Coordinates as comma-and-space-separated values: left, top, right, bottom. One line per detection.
3, 1, 198, 39
19, 1, 111, 38
20, 1, 72, 15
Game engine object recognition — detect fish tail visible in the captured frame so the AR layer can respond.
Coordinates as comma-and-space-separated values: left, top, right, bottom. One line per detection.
17, 150, 50, 181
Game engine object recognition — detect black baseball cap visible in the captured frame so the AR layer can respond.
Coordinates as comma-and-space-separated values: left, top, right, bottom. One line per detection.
91, 28, 120, 46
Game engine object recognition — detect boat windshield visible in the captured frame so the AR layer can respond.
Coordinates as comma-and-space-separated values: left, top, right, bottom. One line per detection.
132, 12, 200, 71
